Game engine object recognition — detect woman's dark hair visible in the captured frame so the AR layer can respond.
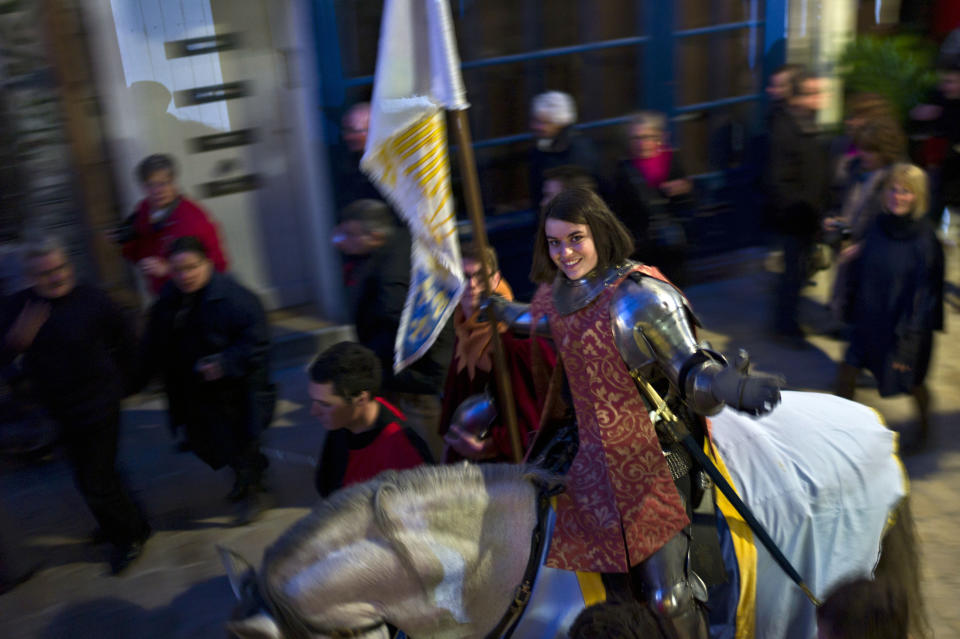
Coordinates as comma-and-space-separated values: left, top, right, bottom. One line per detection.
542, 164, 598, 194
816, 578, 908, 639
530, 187, 634, 284
167, 235, 208, 259
136, 154, 177, 183
855, 117, 907, 167
308, 341, 382, 399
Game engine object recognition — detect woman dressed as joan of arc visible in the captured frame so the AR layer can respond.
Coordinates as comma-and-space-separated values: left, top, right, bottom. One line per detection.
492, 187, 784, 639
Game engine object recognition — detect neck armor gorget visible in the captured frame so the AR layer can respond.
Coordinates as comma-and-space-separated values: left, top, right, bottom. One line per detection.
551, 261, 636, 315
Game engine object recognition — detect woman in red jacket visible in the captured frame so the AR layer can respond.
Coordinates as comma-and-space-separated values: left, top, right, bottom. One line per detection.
118, 154, 228, 294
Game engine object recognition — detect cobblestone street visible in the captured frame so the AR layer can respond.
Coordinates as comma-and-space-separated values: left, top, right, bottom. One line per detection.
0, 266, 957, 638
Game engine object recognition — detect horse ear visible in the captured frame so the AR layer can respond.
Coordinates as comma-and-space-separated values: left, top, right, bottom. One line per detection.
218, 545, 255, 601
225, 613, 281, 639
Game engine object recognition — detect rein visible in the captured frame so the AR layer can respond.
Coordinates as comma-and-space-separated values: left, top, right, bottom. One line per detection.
483, 484, 556, 639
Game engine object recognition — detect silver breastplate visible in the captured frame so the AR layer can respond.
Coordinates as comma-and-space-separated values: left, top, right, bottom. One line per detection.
551, 261, 636, 315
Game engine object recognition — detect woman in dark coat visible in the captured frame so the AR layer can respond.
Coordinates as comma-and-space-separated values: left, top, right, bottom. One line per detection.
140, 236, 274, 506
835, 163, 944, 448
612, 111, 695, 285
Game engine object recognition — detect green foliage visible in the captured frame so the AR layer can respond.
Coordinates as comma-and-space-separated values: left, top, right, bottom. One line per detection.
839, 35, 938, 120
0, 0, 23, 16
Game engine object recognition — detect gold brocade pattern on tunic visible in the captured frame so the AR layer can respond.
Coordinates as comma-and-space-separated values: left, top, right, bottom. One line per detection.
532, 265, 688, 573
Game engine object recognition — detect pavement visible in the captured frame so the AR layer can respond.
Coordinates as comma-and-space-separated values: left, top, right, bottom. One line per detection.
0, 263, 958, 638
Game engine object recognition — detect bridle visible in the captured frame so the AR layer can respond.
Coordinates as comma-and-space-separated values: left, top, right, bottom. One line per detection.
310, 620, 390, 639
247, 574, 389, 639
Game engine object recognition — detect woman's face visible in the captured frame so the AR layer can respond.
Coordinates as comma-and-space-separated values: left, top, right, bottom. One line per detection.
629, 124, 663, 159
545, 217, 599, 280
531, 114, 563, 140
884, 181, 917, 217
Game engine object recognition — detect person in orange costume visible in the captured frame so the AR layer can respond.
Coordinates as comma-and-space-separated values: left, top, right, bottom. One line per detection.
438, 242, 555, 462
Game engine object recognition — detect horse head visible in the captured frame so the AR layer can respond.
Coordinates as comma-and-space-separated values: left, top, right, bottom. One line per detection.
218, 465, 549, 639
220, 546, 283, 639
220, 544, 394, 639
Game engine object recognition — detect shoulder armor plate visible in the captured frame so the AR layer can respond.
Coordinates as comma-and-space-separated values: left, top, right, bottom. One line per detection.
610, 274, 701, 387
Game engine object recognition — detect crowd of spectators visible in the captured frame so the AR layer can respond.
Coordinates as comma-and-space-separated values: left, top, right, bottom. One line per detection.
1, 36, 957, 636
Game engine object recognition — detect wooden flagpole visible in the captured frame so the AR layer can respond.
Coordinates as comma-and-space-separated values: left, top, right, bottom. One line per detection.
448, 110, 524, 463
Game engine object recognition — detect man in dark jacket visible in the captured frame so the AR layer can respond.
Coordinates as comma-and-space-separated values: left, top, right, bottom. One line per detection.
140, 236, 273, 520
767, 70, 829, 344
0, 236, 150, 574
333, 199, 453, 459
309, 341, 431, 497
331, 102, 383, 211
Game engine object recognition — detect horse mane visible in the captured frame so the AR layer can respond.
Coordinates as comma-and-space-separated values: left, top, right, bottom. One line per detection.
875, 495, 930, 639
263, 463, 557, 576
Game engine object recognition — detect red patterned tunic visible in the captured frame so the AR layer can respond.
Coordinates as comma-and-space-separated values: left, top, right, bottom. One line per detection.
531, 264, 689, 573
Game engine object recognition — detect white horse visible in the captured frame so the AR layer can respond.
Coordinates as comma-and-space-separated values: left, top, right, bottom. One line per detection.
222, 392, 922, 639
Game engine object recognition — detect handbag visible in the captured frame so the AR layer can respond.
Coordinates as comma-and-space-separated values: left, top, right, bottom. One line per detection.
877, 333, 919, 398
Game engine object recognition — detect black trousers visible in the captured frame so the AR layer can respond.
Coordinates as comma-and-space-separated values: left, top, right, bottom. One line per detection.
60, 409, 149, 547
775, 233, 814, 335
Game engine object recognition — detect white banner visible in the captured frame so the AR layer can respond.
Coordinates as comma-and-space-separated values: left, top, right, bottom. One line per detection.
361, 0, 467, 372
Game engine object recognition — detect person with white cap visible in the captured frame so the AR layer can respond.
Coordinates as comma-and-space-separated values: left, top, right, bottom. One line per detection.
529, 91, 601, 208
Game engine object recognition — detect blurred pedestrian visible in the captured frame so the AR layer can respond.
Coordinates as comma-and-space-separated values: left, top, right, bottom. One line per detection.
829, 93, 897, 192
331, 102, 384, 210
332, 199, 453, 460
116, 154, 228, 295
438, 242, 554, 463
0, 499, 38, 593
911, 63, 960, 224
0, 235, 150, 574
911, 62, 960, 307
529, 91, 601, 208
816, 577, 908, 639
540, 164, 598, 210
139, 236, 274, 521
612, 111, 695, 285
835, 164, 944, 450
767, 69, 830, 346
824, 117, 907, 322
309, 341, 431, 497
765, 64, 805, 116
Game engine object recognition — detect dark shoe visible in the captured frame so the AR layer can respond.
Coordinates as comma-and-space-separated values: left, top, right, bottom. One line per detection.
232, 491, 274, 527
109, 540, 146, 575
900, 430, 929, 456
818, 322, 850, 341
772, 331, 810, 350
227, 463, 268, 503
226, 479, 251, 503
0, 564, 39, 595
88, 527, 109, 546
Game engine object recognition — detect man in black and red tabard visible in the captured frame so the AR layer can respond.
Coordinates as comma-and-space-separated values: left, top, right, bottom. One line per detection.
308, 341, 432, 498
